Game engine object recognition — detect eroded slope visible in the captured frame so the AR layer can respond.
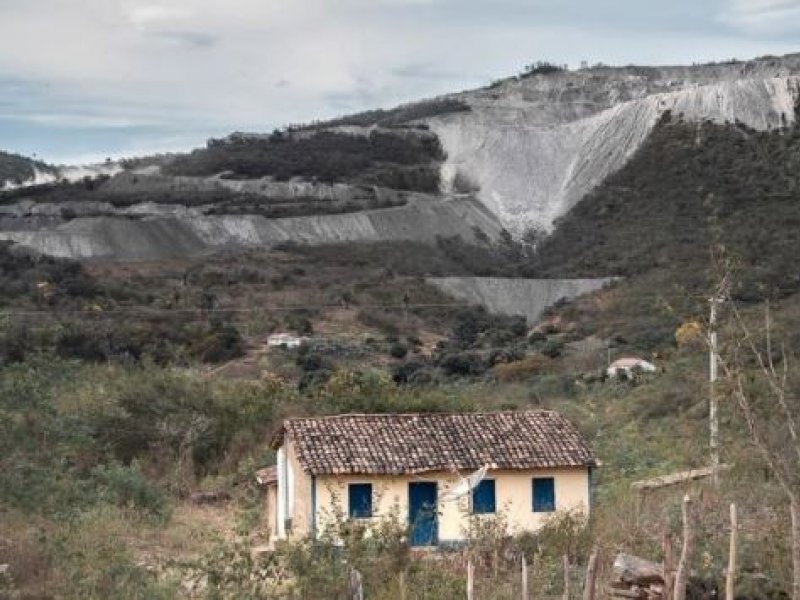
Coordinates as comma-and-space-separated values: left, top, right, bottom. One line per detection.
428, 56, 800, 233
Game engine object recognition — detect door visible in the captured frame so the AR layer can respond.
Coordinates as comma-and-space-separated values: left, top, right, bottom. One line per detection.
408, 482, 438, 547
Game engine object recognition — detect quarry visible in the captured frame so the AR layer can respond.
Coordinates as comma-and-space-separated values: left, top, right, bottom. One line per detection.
2, 53, 800, 261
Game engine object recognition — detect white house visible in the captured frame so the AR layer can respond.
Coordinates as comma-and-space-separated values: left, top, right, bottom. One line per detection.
606, 357, 656, 379
267, 332, 307, 349
263, 411, 596, 547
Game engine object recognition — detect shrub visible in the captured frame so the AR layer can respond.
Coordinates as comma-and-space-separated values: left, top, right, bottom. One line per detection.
541, 338, 565, 359
389, 343, 408, 359
92, 462, 171, 522
392, 358, 435, 385
191, 324, 245, 363
437, 351, 487, 377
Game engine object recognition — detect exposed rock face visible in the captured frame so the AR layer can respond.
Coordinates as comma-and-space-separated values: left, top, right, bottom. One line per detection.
426, 277, 612, 322
0, 196, 501, 260
428, 55, 800, 233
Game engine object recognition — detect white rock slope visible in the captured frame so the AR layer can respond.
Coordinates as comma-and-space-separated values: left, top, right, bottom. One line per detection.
427, 277, 613, 323
428, 56, 800, 233
0, 196, 501, 260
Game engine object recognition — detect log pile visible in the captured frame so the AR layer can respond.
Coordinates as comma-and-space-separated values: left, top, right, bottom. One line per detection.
608, 553, 666, 599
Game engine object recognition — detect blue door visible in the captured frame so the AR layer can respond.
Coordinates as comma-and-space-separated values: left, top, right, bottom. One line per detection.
408, 482, 438, 547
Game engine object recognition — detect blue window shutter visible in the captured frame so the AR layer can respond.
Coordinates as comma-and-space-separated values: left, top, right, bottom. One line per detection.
533, 477, 556, 512
471, 479, 496, 514
348, 483, 372, 518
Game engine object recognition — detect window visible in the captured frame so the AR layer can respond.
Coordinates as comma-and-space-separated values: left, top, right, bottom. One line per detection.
532, 477, 555, 512
471, 479, 496, 514
348, 483, 373, 518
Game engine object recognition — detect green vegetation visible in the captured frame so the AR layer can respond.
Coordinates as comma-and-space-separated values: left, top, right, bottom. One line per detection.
0, 150, 51, 187
165, 130, 446, 193
521, 61, 568, 77
0, 175, 409, 219
532, 114, 800, 300
298, 97, 471, 130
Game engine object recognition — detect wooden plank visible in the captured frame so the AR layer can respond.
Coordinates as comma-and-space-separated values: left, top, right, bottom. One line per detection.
631, 464, 730, 492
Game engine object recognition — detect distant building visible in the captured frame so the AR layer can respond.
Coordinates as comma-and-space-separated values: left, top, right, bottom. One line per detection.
607, 357, 657, 379
267, 332, 307, 349
263, 411, 595, 547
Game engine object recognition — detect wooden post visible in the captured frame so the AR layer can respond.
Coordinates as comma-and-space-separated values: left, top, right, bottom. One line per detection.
467, 559, 474, 600
674, 495, 694, 600
726, 503, 738, 600
399, 571, 407, 600
582, 548, 599, 600
563, 554, 570, 600
522, 555, 528, 600
349, 568, 363, 600
663, 533, 676, 599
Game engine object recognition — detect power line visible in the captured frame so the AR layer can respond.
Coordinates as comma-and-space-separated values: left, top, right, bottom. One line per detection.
0, 301, 473, 317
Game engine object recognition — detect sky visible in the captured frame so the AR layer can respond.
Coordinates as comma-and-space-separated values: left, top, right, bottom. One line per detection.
1, 0, 799, 164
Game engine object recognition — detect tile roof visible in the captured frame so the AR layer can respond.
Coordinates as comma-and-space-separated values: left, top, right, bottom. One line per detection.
272, 411, 595, 476
255, 466, 278, 486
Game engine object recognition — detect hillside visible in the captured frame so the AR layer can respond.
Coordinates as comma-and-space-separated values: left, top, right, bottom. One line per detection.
531, 113, 800, 300
430, 58, 800, 233
2, 54, 800, 260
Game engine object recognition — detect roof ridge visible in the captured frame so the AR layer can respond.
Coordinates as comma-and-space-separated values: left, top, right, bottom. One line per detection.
283, 409, 559, 422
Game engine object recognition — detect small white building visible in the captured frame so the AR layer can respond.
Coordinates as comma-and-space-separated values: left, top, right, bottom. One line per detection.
267, 333, 307, 349
607, 357, 656, 379
264, 411, 596, 547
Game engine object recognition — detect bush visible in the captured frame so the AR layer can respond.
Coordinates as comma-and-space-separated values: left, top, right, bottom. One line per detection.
392, 358, 435, 385
191, 324, 245, 363
541, 338, 565, 359
389, 343, 408, 359
92, 462, 171, 522
437, 351, 487, 377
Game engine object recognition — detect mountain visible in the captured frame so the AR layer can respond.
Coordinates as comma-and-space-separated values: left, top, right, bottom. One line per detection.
1, 53, 800, 260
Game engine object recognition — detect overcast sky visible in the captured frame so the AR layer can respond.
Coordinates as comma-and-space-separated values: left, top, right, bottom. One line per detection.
1, 0, 799, 164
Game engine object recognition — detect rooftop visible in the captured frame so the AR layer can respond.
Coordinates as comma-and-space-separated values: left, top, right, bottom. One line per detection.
271, 410, 595, 476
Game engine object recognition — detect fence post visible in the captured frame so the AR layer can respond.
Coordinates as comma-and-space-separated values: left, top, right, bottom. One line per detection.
583, 548, 599, 600
522, 555, 528, 600
726, 503, 738, 600
467, 559, 474, 600
563, 554, 570, 600
673, 494, 694, 600
663, 532, 676, 599
349, 568, 363, 600
399, 570, 407, 600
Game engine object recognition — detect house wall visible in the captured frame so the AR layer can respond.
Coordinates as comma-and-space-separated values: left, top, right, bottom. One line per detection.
312, 467, 590, 543
264, 484, 278, 540
286, 439, 313, 540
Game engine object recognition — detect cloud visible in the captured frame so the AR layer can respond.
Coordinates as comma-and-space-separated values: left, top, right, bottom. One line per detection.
127, 5, 191, 26
1, 0, 799, 163
0, 113, 158, 129
152, 30, 218, 47
719, 0, 800, 34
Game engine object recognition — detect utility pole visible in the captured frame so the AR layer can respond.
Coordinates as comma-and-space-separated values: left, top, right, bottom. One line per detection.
709, 297, 720, 487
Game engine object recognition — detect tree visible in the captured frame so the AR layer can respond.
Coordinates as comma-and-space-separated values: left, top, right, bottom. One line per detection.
717, 298, 800, 600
